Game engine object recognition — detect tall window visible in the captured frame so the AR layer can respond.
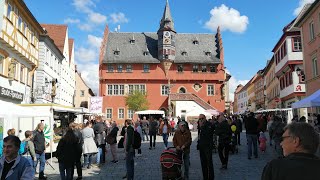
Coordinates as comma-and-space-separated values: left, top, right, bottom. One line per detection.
207, 85, 214, 96
312, 57, 318, 77
107, 85, 113, 95
106, 109, 112, 118
23, 22, 27, 36
292, 37, 302, 52
129, 84, 146, 94
18, 16, 22, 31
20, 65, 24, 83
161, 85, 169, 95
143, 64, 150, 72
128, 110, 134, 119
117, 64, 123, 72
118, 108, 124, 119
113, 85, 119, 95
192, 65, 198, 72
107, 64, 114, 72
309, 21, 315, 41
6, 3, 12, 19
0, 55, 4, 75
177, 64, 183, 72
119, 85, 124, 95
126, 65, 132, 72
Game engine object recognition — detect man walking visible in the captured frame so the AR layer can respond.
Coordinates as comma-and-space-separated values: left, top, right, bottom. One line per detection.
125, 119, 135, 180
215, 113, 232, 169
261, 122, 320, 180
245, 112, 259, 159
269, 116, 285, 158
149, 117, 158, 150
33, 123, 47, 179
173, 121, 192, 180
0, 136, 34, 179
197, 114, 215, 180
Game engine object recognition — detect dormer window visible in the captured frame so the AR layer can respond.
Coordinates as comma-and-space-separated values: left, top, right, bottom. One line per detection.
114, 47, 120, 55
193, 40, 199, 45
181, 51, 188, 56
143, 51, 149, 56
205, 51, 211, 56
130, 39, 135, 44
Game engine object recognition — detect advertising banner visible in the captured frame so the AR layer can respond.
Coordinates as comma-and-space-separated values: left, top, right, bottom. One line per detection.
89, 97, 103, 114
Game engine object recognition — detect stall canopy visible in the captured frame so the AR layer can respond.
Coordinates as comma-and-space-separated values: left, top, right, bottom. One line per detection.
0, 101, 50, 117
135, 110, 165, 115
292, 89, 320, 108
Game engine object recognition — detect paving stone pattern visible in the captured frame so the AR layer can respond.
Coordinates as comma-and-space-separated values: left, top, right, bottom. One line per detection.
42, 132, 277, 180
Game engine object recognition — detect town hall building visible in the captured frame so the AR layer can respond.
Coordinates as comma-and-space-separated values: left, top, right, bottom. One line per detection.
99, 1, 229, 122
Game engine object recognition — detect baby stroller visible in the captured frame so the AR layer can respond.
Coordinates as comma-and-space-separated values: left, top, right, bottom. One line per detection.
160, 147, 183, 180
230, 125, 239, 154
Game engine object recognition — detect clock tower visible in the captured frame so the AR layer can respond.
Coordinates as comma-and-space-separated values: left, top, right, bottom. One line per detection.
158, 0, 176, 77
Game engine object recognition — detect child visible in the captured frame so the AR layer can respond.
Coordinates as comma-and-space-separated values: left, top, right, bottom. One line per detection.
259, 131, 267, 152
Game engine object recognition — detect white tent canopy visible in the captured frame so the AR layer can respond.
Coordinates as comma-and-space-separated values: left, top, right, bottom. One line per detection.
135, 110, 165, 115
0, 101, 50, 117
292, 89, 320, 108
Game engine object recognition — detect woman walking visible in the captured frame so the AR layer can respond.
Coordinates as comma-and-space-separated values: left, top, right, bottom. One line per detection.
56, 129, 80, 180
159, 119, 171, 149
81, 120, 98, 169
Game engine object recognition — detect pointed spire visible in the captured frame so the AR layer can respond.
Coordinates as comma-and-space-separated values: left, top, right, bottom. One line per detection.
159, 0, 175, 32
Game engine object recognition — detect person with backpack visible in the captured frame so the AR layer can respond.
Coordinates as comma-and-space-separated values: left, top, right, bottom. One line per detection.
269, 116, 285, 158
124, 119, 135, 180
21, 130, 36, 169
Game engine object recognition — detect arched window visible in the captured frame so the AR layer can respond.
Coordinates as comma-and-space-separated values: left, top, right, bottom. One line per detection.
179, 87, 186, 93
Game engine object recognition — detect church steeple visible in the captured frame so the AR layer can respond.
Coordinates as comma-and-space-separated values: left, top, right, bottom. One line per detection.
158, 0, 175, 32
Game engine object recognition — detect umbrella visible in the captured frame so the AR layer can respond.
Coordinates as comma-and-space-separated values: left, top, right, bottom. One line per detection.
204, 109, 220, 116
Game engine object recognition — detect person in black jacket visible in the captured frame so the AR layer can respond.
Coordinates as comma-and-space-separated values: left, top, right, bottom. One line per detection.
261, 122, 320, 180
245, 112, 259, 159
215, 113, 232, 169
93, 119, 107, 165
109, 122, 119, 163
197, 114, 214, 180
69, 123, 83, 180
56, 129, 80, 180
233, 115, 242, 145
33, 123, 47, 180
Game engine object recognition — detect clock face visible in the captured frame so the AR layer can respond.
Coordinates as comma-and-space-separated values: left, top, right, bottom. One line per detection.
164, 38, 171, 44
164, 31, 171, 38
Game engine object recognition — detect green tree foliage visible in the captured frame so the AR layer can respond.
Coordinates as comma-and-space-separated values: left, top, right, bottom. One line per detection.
125, 90, 149, 112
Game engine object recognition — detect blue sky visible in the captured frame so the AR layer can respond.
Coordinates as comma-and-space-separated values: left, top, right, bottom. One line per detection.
25, 0, 314, 100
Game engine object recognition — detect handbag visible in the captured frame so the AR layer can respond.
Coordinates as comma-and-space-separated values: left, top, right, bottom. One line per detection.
106, 134, 115, 144
118, 137, 124, 148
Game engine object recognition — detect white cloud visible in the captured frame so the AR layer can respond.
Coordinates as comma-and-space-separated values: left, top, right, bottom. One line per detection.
88, 35, 102, 50
109, 12, 129, 24
78, 23, 92, 31
228, 74, 249, 102
294, 0, 315, 16
75, 47, 97, 62
205, 4, 249, 33
72, 0, 95, 13
89, 12, 107, 24
76, 63, 99, 95
64, 18, 80, 24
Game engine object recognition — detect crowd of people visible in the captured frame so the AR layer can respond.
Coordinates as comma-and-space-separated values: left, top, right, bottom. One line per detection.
0, 112, 319, 180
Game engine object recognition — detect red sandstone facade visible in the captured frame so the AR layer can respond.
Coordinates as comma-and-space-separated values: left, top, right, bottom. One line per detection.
98, 2, 227, 123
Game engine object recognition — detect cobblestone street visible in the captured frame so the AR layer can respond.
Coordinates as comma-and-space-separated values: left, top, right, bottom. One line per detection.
43, 132, 276, 180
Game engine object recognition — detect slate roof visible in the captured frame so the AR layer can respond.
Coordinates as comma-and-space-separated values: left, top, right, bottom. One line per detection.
41, 24, 67, 54
104, 32, 221, 64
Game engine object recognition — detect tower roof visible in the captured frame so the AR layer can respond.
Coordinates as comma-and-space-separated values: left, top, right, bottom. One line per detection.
159, 0, 175, 32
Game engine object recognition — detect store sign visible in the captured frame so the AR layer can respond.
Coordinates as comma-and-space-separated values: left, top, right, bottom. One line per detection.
296, 85, 302, 92
0, 86, 23, 101
89, 97, 103, 114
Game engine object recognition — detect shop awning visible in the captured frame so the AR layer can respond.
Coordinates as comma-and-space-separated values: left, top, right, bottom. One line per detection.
292, 89, 320, 108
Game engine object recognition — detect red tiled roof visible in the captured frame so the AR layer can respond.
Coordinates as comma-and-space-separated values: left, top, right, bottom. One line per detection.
41, 24, 67, 54
170, 93, 217, 110
68, 39, 74, 63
